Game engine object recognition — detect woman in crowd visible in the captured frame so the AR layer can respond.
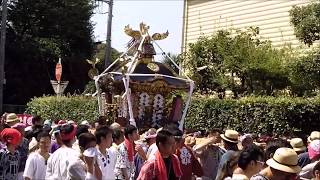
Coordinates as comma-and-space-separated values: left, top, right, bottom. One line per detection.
232, 144, 264, 180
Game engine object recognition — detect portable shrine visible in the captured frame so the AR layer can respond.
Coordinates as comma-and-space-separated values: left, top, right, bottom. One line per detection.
95, 23, 194, 130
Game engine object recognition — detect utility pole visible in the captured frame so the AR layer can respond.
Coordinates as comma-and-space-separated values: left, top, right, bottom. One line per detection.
0, 0, 8, 114
104, 0, 113, 68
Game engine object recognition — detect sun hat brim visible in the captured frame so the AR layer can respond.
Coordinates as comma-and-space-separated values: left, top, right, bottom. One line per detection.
293, 146, 306, 152
6, 118, 20, 123
266, 158, 301, 174
145, 134, 157, 139
221, 134, 238, 143
308, 136, 320, 142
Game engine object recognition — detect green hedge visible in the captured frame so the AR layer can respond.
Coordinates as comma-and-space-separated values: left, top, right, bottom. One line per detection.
26, 95, 320, 135
185, 96, 320, 136
26, 95, 99, 123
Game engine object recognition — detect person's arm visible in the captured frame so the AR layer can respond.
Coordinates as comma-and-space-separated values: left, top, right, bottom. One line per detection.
94, 161, 102, 180
23, 154, 34, 180
136, 145, 147, 161
84, 156, 95, 179
193, 137, 216, 152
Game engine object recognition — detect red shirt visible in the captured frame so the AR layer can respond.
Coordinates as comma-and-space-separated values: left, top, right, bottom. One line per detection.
176, 145, 203, 180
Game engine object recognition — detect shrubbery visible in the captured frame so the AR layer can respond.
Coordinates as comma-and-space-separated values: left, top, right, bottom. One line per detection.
26, 95, 98, 123
185, 96, 320, 136
26, 95, 320, 136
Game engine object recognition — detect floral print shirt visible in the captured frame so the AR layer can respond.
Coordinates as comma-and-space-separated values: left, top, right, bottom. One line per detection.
114, 143, 135, 180
0, 148, 20, 180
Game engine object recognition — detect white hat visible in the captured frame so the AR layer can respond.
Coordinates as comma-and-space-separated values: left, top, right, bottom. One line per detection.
81, 120, 90, 126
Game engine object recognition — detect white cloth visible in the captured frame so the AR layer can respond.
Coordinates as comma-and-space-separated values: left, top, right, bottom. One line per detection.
72, 139, 81, 154
96, 148, 117, 180
83, 147, 98, 158
232, 174, 249, 180
23, 152, 48, 180
146, 143, 158, 160
67, 158, 86, 180
299, 161, 319, 180
46, 146, 80, 180
25, 126, 33, 132
67, 159, 97, 180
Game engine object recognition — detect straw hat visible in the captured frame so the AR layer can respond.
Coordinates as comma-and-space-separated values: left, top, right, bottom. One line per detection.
308, 131, 320, 142
221, 130, 239, 143
110, 122, 121, 130
144, 128, 157, 139
5, 113, 20, 123
266, 148, 301, 174
290, 138, 306, 152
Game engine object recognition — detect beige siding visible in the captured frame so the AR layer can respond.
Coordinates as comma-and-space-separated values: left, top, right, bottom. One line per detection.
182, 0, 311, 52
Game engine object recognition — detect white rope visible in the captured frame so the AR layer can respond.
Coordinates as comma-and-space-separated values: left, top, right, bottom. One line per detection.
147, 32, 191, 80
123, 76, 136, 126
94, 77, 103, 114
179, 80, 194, 130
100, 40, 137, 75
108, 72, 191, 83
128, 35, 147, 73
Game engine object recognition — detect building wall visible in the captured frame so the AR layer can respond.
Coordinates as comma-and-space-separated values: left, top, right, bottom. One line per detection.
182, 0, 310, 53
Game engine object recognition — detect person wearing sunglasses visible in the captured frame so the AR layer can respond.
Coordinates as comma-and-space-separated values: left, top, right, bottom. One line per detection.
251, 148, 301, 180
232, 144, 265, 180
95, 125, 117, 180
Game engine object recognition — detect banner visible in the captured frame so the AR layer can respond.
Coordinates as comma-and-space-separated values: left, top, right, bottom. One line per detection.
16, 114, 33, 126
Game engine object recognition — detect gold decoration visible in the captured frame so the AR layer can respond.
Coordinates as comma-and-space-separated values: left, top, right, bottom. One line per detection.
147, 63, 160, 72
152, 31, 169, 41
124, 22, 169, 41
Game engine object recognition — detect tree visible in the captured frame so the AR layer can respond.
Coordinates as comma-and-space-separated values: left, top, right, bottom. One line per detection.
287, 52, 320, 96
93, 43, 121, 71
290, 3, 320, 46
3, 0, 95, 104
162, 52, 180, 74
185, 27, 292, 97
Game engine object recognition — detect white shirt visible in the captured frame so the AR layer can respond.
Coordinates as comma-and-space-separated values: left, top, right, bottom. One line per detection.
146, 143, 158, 160
46, 146, 80, 180
96, 147, 117, 180
67, 158, 97, 180
23, 151, 49, 180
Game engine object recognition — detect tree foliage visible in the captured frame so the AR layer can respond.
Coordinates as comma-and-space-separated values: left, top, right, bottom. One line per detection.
290, 3, 320, 46
3, 0, 96, 104
185, 27, 293, 97
162, 52, 180, 74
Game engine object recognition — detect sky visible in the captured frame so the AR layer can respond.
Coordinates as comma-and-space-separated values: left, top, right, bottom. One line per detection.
91, 0, 184, 57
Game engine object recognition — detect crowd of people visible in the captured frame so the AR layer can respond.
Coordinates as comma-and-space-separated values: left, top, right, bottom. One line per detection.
1, 113, 320, 180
